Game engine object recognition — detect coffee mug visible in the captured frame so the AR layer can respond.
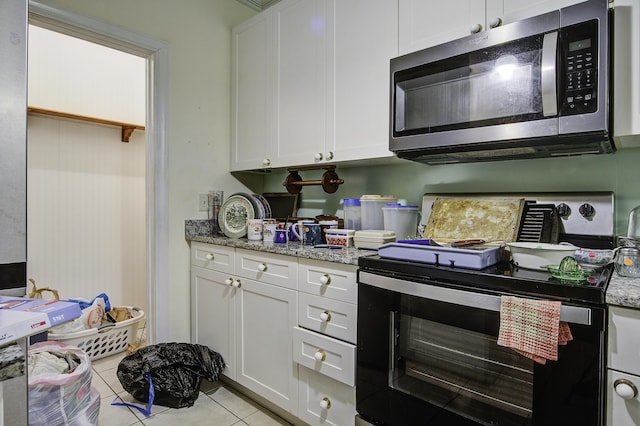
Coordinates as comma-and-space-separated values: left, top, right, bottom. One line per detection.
263, 222, 278, 242
319, 220, 338, 244
290, 220, 314, 242
274, 228, 288, 244
303, 223, 322, 246
247, 219, 263, 240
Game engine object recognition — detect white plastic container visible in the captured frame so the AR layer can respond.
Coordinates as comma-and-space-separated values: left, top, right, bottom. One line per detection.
343, 198, 361, 230
354, 230, 396, 249
382, 203, 420, 240
360, 195, 397, 230
325, 228, 355, 247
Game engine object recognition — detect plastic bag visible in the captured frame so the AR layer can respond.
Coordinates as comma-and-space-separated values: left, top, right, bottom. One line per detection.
28, 341, 100, 426
116, 342, 225, 409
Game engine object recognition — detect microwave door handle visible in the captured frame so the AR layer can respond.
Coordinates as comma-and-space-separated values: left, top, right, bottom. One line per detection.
541, 31, 558, 117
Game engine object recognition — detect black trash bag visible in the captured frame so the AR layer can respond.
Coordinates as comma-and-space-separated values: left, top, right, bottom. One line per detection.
117, 342, 225, 409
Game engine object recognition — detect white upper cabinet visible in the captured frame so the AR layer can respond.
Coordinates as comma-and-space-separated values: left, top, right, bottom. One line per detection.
231, 0, 398, 171
231, 12, 274, 171
399, 0, 587, 55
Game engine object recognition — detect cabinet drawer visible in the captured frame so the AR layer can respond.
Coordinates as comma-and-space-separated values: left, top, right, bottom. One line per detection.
607, 369, 640, 426
608, 306, 640, 376
235, 248, 298, 290
298, 366, 356, 426
191, 242, 235, 274
298, 259, 357, 304
298, 292, 356, 344
293, 326, 356, 386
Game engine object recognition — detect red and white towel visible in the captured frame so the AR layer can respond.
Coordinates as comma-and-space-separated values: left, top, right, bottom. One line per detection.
497, 296, 573, 364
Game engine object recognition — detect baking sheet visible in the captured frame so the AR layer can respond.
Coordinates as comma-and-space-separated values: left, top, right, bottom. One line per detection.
423, 198, 525, 242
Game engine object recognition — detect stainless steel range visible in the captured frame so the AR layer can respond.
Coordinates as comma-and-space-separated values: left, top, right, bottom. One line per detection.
356, 192, 614, 426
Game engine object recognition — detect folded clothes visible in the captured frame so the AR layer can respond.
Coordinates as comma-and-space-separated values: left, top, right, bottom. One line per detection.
497, 295, 573, 364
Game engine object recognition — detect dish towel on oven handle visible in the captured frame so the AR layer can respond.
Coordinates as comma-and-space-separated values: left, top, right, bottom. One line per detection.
497, 295, 573, 364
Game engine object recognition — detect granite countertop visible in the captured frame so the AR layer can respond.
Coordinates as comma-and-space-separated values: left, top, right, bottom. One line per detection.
187, 220, 640, 308
606, 273, 640, 310
186, 219, 376, 266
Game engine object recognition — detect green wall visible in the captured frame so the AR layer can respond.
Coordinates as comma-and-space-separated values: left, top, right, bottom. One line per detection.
263, 148, 640, 236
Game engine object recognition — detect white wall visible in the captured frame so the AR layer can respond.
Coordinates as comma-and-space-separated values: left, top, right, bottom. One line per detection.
27, 115, 146, 310
38, 0, 257, 341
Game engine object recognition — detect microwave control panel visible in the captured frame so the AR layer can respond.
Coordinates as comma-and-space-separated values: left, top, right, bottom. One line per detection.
560, 20, 598, 116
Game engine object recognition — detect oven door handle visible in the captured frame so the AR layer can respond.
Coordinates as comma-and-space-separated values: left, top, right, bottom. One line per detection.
359, 272, 591, 326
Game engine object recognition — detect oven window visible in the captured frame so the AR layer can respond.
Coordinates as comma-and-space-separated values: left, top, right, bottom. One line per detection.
394, 34, 544, 135
390, 312, 534, 426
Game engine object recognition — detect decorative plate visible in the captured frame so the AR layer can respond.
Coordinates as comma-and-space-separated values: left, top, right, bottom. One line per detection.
218, 193, 256, 238
252, 193, 272, 219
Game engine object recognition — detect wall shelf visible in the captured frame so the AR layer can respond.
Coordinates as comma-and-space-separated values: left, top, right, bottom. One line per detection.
27, 107, 145, 142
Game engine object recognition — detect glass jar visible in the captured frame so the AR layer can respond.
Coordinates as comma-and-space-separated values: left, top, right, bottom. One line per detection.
614, 247, 640, 278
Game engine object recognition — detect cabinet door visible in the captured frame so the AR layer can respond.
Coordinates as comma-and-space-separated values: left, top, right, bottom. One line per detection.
298, 366, 356, 426
331, 0, 397, 163
191, 266, 237, 380
398, 0, 486, 54
231, 11, 274, 171
607, 370, 640, 426
272, 0, 329, 167
235, 278, 298, 415
499, 0, 586, 25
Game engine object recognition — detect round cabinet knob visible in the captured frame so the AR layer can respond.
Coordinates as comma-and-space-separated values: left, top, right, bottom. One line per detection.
489, 17, 502, 28
205, 253, 214, 260
470, 23, 483, 34
225, 278, 234, 286
579, 203, 596, 219
257, 263, 267, 272
556, 203, 571, 218
314, 152, 324, 161
262, 158, 271, 167
614, 379, 638, 400
319, 311, 331, 322
319, 274, 331, 285
319, 397, 332, 410
232, 279, 242, 289
314, 350, 326, 362
326, 151, 334, 161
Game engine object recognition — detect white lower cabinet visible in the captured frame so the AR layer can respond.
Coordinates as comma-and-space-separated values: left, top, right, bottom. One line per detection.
191, 243, 357, 425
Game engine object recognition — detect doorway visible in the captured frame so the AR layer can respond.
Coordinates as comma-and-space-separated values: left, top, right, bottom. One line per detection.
28, 2, 169, 344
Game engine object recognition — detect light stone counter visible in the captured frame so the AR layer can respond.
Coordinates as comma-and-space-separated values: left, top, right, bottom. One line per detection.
606, 273, 640, 309
185, 219, 376, 266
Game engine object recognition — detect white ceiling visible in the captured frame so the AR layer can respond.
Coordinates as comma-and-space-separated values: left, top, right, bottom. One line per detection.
236, 0, 282, 11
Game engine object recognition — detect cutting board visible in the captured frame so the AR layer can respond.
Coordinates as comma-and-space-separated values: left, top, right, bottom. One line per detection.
423, 197, 525, 242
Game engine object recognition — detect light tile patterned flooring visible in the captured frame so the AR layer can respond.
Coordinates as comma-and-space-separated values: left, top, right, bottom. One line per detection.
92, 352, 293, 426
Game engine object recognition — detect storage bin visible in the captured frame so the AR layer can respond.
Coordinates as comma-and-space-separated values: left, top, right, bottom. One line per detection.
343, 198, 361, 231
360, 195, 397, 230
48, 306, 145, 360
382, 203, 420, 240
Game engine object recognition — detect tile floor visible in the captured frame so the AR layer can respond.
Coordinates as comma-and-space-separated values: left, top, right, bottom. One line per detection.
92, 351, 293, 426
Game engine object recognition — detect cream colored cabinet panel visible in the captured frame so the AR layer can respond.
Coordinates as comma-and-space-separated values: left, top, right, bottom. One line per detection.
293, 326, 356, 386
298, 259, 357, 304
231, 12, 274, 171
499, 0, 586, 25
330, 0, 397, 163
298, 292, 357, 344
236, 278, 299, 415
607, 369, 640, 426
298, 366, 356, 426
191, 266, 237, 380
272, 0, 329, 168
235, 248, 298, 290
191, 242, 235, 274
399, 0, 486, 54
608, 306, 640, 376
613, 0, 640, 148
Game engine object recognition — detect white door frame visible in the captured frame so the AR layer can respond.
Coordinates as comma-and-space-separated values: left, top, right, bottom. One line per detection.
28, 1, 169, 343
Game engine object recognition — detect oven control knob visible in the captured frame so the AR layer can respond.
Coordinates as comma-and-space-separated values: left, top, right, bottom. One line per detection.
614, 379, 638, 400
319, 274, 331, 285
319, 311, 331, 322
579, 203, 596, 219
556, 203, 571, 218
320, 397, 331, 410
314, 350, 326, 362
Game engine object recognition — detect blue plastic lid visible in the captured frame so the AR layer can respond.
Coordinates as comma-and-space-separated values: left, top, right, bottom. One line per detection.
343, 198, 361, 207
383, 203, 418, 209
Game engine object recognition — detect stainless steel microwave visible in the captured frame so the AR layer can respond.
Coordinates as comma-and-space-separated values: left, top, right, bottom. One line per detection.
390, 0, 613, 165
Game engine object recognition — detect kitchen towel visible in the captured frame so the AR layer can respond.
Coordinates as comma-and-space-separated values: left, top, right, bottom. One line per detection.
497, 295, 573, 364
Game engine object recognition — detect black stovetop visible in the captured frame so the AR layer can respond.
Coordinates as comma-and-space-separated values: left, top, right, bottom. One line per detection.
358, 254, 612, 306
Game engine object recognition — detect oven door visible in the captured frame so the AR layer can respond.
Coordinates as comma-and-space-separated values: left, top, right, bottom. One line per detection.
356, 272, 605, 426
